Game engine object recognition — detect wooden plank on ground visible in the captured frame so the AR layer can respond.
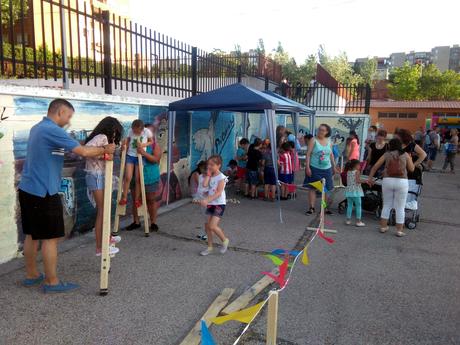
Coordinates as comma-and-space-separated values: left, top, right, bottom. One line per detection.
180, 287, 235, 345
221, 267, 279, 315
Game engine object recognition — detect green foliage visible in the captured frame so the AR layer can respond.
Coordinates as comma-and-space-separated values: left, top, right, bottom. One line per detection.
388, 63, 422, 100
389, 63, 460, 100
355, 58, 377, 85
319, 49, 364, 85
1, 0, 28, 26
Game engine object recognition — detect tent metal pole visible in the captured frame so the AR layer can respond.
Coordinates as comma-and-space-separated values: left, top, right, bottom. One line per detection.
166, 111, 176, 205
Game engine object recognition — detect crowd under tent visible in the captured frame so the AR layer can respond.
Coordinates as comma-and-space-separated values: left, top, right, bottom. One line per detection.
167, 83, 316, 222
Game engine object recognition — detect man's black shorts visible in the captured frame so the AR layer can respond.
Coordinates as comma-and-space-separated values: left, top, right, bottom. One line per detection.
18, 189, 65, 240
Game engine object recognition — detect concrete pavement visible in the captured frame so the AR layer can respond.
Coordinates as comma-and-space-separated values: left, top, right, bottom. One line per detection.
0, 157, 459, 345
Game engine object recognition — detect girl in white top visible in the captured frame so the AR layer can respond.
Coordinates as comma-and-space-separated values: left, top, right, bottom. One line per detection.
119, 119, 153, 208
198, 155, 229, 256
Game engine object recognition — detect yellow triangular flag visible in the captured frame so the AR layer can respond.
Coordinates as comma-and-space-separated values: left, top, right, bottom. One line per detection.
211, 302, 264, 325
309, 180, 323, 192
301, 247, 309, 266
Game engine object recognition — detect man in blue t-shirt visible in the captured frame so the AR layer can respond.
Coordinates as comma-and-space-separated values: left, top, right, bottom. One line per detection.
19, 98, 115, 293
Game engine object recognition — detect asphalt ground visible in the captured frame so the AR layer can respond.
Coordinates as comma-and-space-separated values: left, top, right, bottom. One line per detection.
0, 157, 459, 345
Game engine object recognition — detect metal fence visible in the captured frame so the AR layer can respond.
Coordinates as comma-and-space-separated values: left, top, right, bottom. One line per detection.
277, 83, 371, 114
0, 0, 281, 97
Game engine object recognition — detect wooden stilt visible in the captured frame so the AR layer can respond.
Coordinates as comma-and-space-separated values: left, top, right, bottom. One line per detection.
137, 154, 150, 237
113, 147, 127, 234
266, 290, 279, 345
100, 159, 114, 296
320, 178, 326, 233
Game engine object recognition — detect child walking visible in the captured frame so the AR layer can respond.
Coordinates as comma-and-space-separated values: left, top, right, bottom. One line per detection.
344, 159, 366, 227
199, 155, 230, 256
84, 117, 124, 256
119, 119, 153, 208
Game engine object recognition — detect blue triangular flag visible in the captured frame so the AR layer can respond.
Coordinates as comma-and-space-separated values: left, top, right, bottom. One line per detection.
201, 320, 217, 345
271, 249, 301, 256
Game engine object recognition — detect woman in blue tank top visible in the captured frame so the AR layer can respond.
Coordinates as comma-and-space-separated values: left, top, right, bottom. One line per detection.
304, 124, 339, 215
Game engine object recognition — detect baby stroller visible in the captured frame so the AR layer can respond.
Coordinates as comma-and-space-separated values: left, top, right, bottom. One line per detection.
388, 179, 422, 229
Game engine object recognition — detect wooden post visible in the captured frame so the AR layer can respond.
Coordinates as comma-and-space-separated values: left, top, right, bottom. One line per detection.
113, 147, 127, 234
100, 159, 114, 296
137, 154, 150, 237
266, 290, 279, 345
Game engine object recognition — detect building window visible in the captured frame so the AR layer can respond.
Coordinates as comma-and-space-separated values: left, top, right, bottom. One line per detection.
378, 112, 418, 119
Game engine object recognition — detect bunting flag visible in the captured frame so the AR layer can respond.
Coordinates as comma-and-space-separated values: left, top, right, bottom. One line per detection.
211, 302, 264, 325
271, 249, 301, 256
309, 180, 323, 192
264, 254, 284, 266
321, 200, 328, 209
317, 229, 335, 244
264, 254, 293, 268
262, 256, 289, 288
301, 247, 309, 265
201, 320, 217, 345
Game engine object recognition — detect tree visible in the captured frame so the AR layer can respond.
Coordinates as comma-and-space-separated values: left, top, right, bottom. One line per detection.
317, 46, 364, 85
297, 54, 317, 84
388, 63, 422, 100
1, 0, 28, 26
255, 39, 265, 55
355, 58, 377, 85
389, 63, 460, 100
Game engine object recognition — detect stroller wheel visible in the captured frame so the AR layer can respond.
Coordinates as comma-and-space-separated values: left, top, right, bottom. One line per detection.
338, 204, 345, 214
415, 214, 420, 222
405, 220, 417, 230
374, 208, 381, 220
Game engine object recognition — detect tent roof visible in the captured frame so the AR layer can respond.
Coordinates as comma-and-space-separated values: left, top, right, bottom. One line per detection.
168, 83, 313, 114
262, 90, 315, 115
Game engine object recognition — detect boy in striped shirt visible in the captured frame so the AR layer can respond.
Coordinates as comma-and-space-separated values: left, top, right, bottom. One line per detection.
278, 142, 293, 200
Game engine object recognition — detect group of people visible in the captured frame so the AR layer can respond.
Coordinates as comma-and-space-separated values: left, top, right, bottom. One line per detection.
304, 122, 458, 238
229, 126, 303, 202
19, 99, 168, 293
16, 96, 459, 293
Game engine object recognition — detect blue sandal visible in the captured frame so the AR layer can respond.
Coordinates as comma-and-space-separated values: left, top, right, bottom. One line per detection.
43, 281, 80, 294
22, 273, 44, 287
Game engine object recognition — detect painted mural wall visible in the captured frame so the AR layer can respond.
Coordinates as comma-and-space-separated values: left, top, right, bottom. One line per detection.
0, 93, 245, 263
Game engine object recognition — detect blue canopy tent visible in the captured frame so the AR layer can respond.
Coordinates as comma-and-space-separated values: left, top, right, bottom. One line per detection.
262, 90, 316, 136
167, 83, 316, 222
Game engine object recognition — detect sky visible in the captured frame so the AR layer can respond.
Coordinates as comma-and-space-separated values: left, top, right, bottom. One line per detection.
129, 0, 460, 63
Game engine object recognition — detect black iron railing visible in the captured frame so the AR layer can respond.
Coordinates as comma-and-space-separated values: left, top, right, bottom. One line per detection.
276, 83, 372, 114
0, 0, 281, 97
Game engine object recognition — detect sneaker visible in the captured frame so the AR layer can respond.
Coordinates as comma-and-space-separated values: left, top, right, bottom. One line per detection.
96, 246, 120, 257
200, 248, 213, 256
220, 239, 230, 254
22, 273, 44, 287
43, 281, 80, 294
110, 235, 121, 244
125, 222, 141, 231
345, 219, 351, 225
150, 223, 159, 232
395, 231, 406, 237
356, 221, 366, 227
